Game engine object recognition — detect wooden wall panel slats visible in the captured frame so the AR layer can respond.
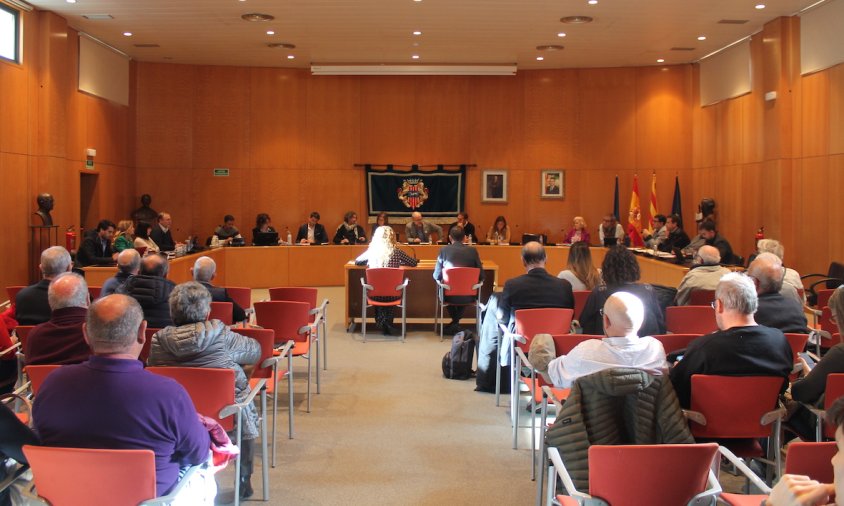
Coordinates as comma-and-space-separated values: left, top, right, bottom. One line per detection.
635, 66, 693, 170
0, 154, 31, 293
523, 70, 577, 169
194, 166, 245, 243
192, 66, 251, 170
800, 71, 831, 158
574, 68, 637, 171
305, 76, 361, 170
359, 76, 418, 163
830, 64, 844, 155
135, 167, 194, 242
35, 12, 69, 159
796, 157, 830, 275
413, 76, 472, 164
249, 68, 307, 169
134, 63, 195, 169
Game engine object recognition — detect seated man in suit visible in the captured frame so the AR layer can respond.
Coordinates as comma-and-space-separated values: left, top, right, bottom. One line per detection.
669, 272, 793, 408
15, 246, 73, 325
697, 220, 736, 265
673, 245, 730, 305
75, 220, 118, 267
747, 252, 808, 333
32, 294, 213, 500
101, 249, 141, 297
405, 211, 443, 244
150, 212, 176, 252
191, 256, 246, 323
433, 226, 484, 334
530, 291, 668, 388
296, 211, 329, 244
118, 253, 176, 328
25, 272, 90, 366
658, 214, 691, 253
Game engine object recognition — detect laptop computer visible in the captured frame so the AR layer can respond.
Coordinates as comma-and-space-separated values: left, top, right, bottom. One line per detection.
253, 231, 279, 246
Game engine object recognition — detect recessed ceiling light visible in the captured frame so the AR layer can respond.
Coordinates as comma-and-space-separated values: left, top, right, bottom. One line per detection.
412, 54, 420, 59
697, 35, 706, 41
267, 42, 296, 49
755, 3, 766, 9
588, 0, 598, 4
66, 0, 76, 3
241, 13, 275, 22
412, 31, 422, 35
287, 55, 295, 59
266, 30, 275, 35
656, 58, 665, 63
536, 45, 564, 51
123, 32, 132, 37
557, 32, 567, 38
536, 56, 544, 61
561, 16, 593, 24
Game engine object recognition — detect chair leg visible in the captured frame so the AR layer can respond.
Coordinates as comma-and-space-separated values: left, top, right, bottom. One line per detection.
288, 353, 294, 440
495, 340, 501, 407
536, 395, 549, 506
315, 333, 321, 395
260, 388, 269, 501
512, 349, 519, 450
545, 460, 555, 506
306, 353, 312, 413
234, 410, 242, 506
401, 300, 407, 343
361, 286, 367, 344
530, 368, 536, 481
322, 308, 328, 370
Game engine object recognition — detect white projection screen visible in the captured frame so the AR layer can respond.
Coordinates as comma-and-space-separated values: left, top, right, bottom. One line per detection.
801, 0, 844, 75
78, 35, 129, 106
699, 39, 752, 107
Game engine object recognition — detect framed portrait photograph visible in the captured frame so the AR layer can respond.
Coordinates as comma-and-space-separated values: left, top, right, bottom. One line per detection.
482, 170, 507, 203
541, 169, 565, 199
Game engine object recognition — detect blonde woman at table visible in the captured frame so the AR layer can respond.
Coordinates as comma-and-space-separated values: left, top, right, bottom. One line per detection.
355, 226, 418, 335
563, 216, 591, 245
486, 216, 510, 245
112, 220, 135, 252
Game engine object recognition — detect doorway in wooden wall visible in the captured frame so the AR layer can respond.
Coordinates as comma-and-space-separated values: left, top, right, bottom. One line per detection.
80, 172, 100, 234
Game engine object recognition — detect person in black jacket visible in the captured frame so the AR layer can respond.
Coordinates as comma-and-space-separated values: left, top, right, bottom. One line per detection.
296, 211, 329, 244
191, 256, 247, 323
497, 242, 574, 327
118, 253, 175, 328
580, 245, 666, 337
658, 214, 690, 253
433, 226, 484, 333
748, 253, 808, 334
150, 212, 176, 252
75, 220, 118, 267
697, 220, 736, 265
449, 212, 477, 244
15, 246, 73, 325
333, 211, 367, 244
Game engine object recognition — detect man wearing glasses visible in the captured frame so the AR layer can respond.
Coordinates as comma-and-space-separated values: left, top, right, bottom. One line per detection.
673, 245, 730, 306
746, 253, 809, 334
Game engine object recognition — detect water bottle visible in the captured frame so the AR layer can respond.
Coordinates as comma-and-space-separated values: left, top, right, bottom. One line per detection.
286, 228, 292, 245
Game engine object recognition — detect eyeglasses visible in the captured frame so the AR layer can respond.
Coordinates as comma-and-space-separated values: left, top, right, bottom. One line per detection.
710, 300, 718, 309
599, 308, 604, 316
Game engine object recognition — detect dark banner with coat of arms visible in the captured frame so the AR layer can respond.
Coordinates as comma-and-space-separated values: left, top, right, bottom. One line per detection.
365, 165, 466, 217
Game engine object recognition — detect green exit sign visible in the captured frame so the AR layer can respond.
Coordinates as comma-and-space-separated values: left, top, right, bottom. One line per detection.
213, 168, 230, 177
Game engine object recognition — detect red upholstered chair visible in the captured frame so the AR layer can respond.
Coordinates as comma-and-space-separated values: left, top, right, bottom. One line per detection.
224, 286, 253, 324
254, 300, 318, 412
88, 286, 102, 300
140, 328, 161, 365
240, 327, 294, 467
208, 301, 233, 325
665, 305, 718, 335
783, 333, 810, 381
688, 289, 715, 306
816, 289, 836, 312
572, 291, 591, 322
652, 333, 701, 355
544, 444, 720, 506
23, 364, 61, 396
5, 286, 24, 303
809, 373, 844, 441
685, 375, 786, 479
269, 287, 329, 371
22, 445, 202, 506
434, 267, 483, 340
147, 367, 266, 503
360, 268, 409, 342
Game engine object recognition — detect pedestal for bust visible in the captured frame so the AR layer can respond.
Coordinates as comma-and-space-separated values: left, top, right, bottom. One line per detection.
30, 225, 58, 283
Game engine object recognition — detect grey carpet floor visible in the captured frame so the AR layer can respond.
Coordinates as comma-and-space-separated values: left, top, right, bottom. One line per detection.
226, 287, 535, 505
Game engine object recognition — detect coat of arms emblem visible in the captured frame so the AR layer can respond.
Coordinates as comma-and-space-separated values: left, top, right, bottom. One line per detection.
397, 178, 429, 209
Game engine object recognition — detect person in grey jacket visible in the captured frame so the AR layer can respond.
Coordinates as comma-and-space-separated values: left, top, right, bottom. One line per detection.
148, 281, 261, 499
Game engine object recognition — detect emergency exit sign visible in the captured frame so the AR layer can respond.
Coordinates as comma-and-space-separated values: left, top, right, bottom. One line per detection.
213, 168, 230, 177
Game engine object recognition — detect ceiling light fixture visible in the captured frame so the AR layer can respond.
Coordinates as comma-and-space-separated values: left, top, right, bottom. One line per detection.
241, 13, 275, 22
267, 42, 296, 49
287, 55, 295, 59
656, 58, 665, 63
266, 30, 275, 35
557, 32, 567, 37
561, 15, 593, 24
311, 64, 517, 76
412, 31, 422, 35
412, 55, 420, 59
66, 0, 76, 3
697, 35, 706, 41
755, 3, 766, 8
536, 44, 564, 51
123, 32, 132, 37
536, 56, 544, 61
588, 0, 598, 4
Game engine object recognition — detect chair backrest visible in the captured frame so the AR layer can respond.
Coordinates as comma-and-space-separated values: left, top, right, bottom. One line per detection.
441, 267, 481, 297
5, 285, 25, 303
224, 287, 252, 311
825, 262, 844, 290
573, 290, 591, 321
665, 306, 718, 335
14, 325, 35, 349
652, 334, 702, 355
364, 268, 406, 298
550, 334, 603, 356
146, 367, 236, 430
821, 306, 838, 334
818, 289, 836, 310
514, 308, 574, 343
23, 445, 157, 506
821, 374, 844, 438
208, 301, 233, 325
254, 300, 311, 344
688, 289, 715, 306
784, 441, 837, 483
587, 443, 718, 506
141, 328, 161, 364
269, 287, 318, 323
25, 364, 61, 396
235, 327, 275, 379
784, 333, 809, 361
88, 286, 102, 300
689, 375, 784, 438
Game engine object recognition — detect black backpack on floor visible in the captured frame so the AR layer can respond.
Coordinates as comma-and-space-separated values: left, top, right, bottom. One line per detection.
442, 331, 476, 380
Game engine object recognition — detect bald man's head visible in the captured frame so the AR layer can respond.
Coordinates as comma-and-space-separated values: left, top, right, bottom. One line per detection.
84, 294, 145, 355
747, 252, 785, 294
48, 272, 89, 311
117, 249, 141, 275
192, 256, 216, 283
602, 291, 645, 337
141, 254, 169, 278
521, 241, 546, 268
695, 245, 721, 266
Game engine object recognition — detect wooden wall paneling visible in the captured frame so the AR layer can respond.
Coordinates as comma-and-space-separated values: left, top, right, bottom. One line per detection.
359, 76, 418, 163
94, 164, 134, 225
194, 166, 245, 244
133, 63, 195, 169
0, 42, 30, 155
294, 168, 366, 235
634, 65, 693, 170
191, 66, 251, 170
0, 153, 31, 290
690, 64, 716, 170
829, 64, 844, 155
413, 76, 471, 164
249, 68, 307, 169
714, 98, 746, 168
34, 12, 69, 159
800, 71, 831, 158
85, 96, 130, 167
760, 17, 796, 161
64, 29, 86, 165
304, 76, 361, 170
574, 68, 637, 171
246, 167, 303, 240
795, 157, 829, 275
522, 70, 577, 169
828, 155, 844, 267
135, 167, 195, 241
741, 35, 764, 164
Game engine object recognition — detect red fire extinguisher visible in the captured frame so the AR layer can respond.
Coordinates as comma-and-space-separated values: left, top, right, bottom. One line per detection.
755, 226, 765, 247
66, 226, 77, 252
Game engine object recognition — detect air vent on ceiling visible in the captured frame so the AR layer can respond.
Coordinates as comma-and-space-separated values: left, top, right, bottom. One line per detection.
671, 47, 696, 51
718, 19, 749, 24
536, 45, 564, 51
134, 43, 160, 48
82, 14, 113, 20
267, 43, 296, 49
241, 13, 275, 22
560, 15, 593, 24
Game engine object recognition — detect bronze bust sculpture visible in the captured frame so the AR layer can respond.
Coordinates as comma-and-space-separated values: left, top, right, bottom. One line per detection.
34, 193, 54, 226
132, 194, 158, 224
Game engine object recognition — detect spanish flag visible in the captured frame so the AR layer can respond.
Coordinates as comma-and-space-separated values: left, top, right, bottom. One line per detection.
648, 172, 659, 233
627, 175, 644, 247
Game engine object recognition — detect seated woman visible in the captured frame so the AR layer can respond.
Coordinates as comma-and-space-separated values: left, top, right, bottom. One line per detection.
334, 211, 367, 244
148, 282, 261, 499
355, 226, 418, 335
579, 245, 665, 336
113, 220, 135, 252
370, 212, 390, 241
563, 216, 591, 245
251, 213, 277, 245
485, 216, 510, 245
557, 241, 602, 291
133, 221, 160, 253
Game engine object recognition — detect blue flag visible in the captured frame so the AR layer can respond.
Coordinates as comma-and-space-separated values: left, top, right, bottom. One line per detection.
671, 176, 683, 228
612, 176, 620, 220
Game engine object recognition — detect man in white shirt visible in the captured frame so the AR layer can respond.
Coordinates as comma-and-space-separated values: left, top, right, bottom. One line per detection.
673, 245, 730, 305
529, 291, 668, 388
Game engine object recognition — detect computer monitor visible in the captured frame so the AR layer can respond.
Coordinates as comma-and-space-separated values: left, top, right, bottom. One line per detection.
603, 237, 618, 247
521, 233, 547, 245
253, 231, 279, 246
